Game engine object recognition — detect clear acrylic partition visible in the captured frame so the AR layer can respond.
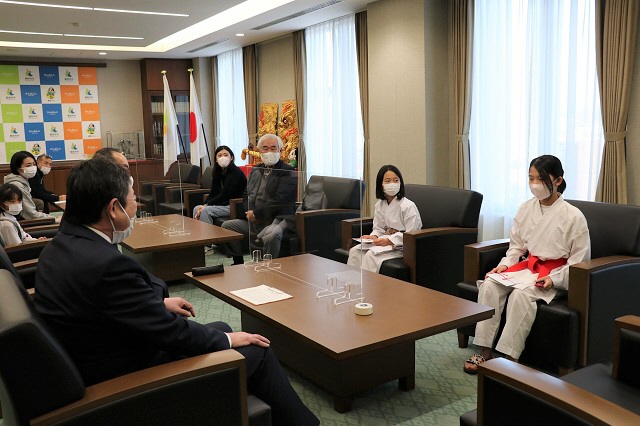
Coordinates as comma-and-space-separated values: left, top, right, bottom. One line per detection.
242, 164, 369, 310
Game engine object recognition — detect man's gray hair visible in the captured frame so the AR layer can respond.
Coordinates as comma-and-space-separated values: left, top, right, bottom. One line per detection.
257, 134, 283, 150
37, 154, 52, 162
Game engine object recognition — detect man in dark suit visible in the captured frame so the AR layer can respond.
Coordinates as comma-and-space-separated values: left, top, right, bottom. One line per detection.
28, 154, 65, 213
34, 157, 318, 426
221, 134, 297, 264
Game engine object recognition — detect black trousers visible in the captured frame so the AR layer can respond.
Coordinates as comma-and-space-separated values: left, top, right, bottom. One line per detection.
206, 322, 319, 426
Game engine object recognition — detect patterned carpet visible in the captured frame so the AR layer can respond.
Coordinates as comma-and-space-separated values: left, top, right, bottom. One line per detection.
167, 251, 481, 425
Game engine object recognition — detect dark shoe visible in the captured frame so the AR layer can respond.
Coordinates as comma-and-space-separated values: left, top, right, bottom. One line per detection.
232, 256, 244, 265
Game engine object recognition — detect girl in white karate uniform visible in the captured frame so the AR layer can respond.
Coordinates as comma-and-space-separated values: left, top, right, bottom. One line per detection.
347, 165, 422, 273
463, 155, 590, 374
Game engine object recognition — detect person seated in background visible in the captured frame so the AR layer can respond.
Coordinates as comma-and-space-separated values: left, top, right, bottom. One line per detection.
347, 164, 422, 272
33, 157, 318, 426
0, 183, 46, 246
29, 154, 66, 214
4, 151, 56, 221
193, 145, 247, 224
463, 155, 590, 374
93, 147, 130, 172
220, 134, 297, 264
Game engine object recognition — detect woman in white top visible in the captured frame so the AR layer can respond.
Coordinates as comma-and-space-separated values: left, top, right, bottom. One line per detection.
463, 155, 590, 374
347, 165, 422, 273
0, 183, 40, 247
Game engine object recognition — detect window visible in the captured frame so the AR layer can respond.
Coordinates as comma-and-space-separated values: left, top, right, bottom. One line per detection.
304, 14, 364, 179
216, 48, 249, 159
470, 0, 604, 240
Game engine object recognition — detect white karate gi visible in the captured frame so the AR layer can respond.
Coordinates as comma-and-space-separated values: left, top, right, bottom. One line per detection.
474, 195, 590, 359
347, 196, 422, 273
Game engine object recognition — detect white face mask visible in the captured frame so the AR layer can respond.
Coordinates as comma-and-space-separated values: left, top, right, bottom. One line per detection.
529, 183, 551, 200
6, 203, 23, 216
261, 152, 280, 167
40, 166, 51, 175
217, 156, 231, 168
129, 175, 134, 187
20, 165, 37, 179
383, 183, 400, 197
109, 201, 135, 244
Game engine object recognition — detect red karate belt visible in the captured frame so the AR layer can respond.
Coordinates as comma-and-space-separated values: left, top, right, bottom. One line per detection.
504, 255, 567, 279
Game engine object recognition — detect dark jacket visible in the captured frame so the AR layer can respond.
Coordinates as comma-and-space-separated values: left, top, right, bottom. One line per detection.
243, 160, 297, 225
204, 162, 247, 206
34, 221, 230, 386
28, 168, 59, 203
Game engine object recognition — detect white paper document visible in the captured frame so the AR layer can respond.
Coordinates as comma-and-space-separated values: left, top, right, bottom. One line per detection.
230, 285, 292, 305
485, 270, 537, 289
353, 238, 374, 244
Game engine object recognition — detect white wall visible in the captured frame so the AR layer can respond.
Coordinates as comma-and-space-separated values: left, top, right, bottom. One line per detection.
97, 60, 144, 142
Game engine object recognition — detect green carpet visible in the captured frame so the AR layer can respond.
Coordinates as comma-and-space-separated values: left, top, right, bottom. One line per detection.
168, 251, 480, 425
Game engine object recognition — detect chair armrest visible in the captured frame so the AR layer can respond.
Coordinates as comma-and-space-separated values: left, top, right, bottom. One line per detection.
613, 315, 640, 384
13, 258, 38, 271
5, 239, 51, 262
477, 358, 638, 425
19, 217, 56, 227
340, 217, 373, 251
295, 209, 362, 257
569, 255, 640, 366
229, 198, 244, 220
22, 224, 59, 239
32, 350, 249, 426
403, 227, 479, 292
462, 239, 510, 282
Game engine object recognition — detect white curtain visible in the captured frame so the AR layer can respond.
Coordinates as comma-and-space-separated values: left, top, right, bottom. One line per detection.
470, 0, 604, 240
216, 48, 248, 159
304, 14, 364, 180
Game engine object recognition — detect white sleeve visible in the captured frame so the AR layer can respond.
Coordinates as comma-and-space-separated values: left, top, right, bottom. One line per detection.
371, 202, 385, 237
0, 222, 22, 247
548, 217, 591, 290
387, 201, 422, 247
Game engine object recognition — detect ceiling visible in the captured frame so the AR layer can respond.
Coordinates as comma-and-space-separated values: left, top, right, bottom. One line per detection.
0, 0, 373, 61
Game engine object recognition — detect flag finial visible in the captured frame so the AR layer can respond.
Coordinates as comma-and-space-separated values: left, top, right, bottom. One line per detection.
161, 70, 167, 75
188, 68, 194, 73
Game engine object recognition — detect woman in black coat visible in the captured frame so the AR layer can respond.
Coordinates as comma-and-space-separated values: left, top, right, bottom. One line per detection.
193, 145, 247, 224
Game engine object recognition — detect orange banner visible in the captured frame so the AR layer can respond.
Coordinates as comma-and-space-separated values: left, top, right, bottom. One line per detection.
60, 85, 80, 103
78, 67, 97, 85
83, 139, 101, 156
81, 103, 100, 121
63, 122, 83, 140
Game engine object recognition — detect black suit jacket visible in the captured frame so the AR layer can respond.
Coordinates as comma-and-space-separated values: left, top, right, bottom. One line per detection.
28, 169, 59, 203
243, 160, 297, 225
34, 221, 230, 386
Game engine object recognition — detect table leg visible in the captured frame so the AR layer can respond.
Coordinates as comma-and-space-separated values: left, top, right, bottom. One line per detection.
399, 374, 415, 391
333, 395, 352, 413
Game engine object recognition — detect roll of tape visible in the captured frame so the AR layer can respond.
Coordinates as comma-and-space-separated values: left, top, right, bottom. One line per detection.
354, 302, 373, 316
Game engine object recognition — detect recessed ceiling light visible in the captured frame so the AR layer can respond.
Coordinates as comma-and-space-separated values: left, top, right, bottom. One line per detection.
0, 1, 189, 17
236, 33, 245, 37
98, 52, 107, 55
0, 29, 143, 40
0, 29, 62, 36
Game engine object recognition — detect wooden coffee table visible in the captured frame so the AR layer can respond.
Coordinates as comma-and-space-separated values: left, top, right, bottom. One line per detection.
186, 254, 493, 412
121, 214, 242, 281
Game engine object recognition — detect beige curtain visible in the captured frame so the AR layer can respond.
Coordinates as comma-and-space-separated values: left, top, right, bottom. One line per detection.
292, 30, 307, 200
450, 0, 474, 190
211, 56, 219, 149
355, 11, 371, 216
242, 45, 258, 150
594, 0, 639, 204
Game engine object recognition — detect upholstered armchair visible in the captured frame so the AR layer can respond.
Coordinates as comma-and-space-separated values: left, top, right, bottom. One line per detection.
460, 316, 640, 425
137, 163, 200, 215
158, 166, 215, 216
336, 184, 483, 296
0, 269, 271, 426
457, 200, 640, 374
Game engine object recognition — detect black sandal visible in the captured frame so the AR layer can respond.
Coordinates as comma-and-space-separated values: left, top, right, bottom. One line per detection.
463, 354, 488, 375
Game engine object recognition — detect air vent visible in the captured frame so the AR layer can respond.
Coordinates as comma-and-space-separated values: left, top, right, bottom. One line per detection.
188, 38, 230, 53
251, 0, 342, 30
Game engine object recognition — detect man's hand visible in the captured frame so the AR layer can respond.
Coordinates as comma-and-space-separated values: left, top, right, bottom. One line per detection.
164, 297, 196, 317
228, 332, 270, 348
246, 210, 256, 223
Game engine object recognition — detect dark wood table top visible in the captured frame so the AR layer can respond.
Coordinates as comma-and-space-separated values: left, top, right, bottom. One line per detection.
122, 214, 242, 253
187, 254, 493, 360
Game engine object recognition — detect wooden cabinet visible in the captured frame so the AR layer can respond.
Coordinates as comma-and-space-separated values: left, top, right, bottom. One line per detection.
140, 59, 193, 159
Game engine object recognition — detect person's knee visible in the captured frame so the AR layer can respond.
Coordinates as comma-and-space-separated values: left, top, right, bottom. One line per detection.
205, 321, 233, 333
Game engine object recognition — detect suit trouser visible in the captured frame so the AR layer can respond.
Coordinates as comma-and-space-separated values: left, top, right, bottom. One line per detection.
473, 281, 540, 359
193, 205, 230, 224
220, 219, 282, 258
205, 322, 319, 426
